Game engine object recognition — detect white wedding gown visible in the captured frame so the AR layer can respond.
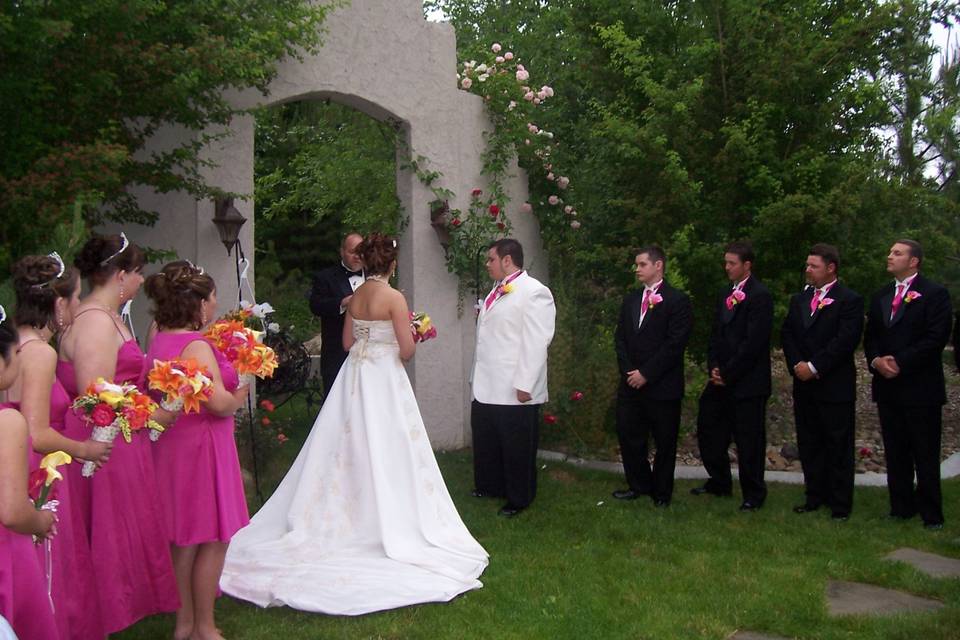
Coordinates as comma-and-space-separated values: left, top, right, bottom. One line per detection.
220, 319, 488, 615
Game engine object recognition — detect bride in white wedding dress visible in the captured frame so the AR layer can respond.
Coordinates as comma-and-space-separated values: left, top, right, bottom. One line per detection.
220, 234, 488, 615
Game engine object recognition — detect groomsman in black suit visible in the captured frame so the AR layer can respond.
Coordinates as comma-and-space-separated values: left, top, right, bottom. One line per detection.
309, 232, 365, 395
781, 244, 863, 520
612, 245, 693, 507
864, 239, 952, 530
691, 241, 773, 511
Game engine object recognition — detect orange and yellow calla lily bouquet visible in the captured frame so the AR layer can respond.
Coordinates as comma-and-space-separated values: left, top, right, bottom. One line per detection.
28, 451, 71, 545
204, 315, 278, 381
72, 378, 163, 476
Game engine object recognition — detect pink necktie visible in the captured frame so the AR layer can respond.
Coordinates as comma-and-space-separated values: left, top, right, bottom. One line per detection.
484, 285, 499, 310
890, 283, 906, 319
809, 288, 821, 315
641, 288, 652, 315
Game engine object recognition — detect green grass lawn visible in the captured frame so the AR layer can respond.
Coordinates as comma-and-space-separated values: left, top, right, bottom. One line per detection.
119, 446, 960, 640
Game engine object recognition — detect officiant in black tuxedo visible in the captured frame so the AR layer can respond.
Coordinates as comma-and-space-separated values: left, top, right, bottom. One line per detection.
691, 241, 773, 512
309, 232, 365, 394
612, 245, 693, 507
781, 244, 863, 520
864, 239, 952, 529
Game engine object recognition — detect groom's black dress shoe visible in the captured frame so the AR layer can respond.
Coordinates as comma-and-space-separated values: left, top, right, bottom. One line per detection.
739, 501, 761, 512
793, 503, 821, 514
690, 485, 732, 497
498, 504, 524, 518
612, 489, 645, 500
831, 512, 850, 522
652, 498, 670, 508
470, 490, 488, 498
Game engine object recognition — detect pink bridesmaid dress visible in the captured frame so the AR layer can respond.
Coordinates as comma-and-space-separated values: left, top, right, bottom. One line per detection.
56, 315, 179, 634
16, 353, 106, 640
143, 332, 250, 545
0, 403, 61, 640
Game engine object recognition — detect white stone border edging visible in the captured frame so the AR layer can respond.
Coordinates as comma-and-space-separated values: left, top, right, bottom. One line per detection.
537, 450, 960, 487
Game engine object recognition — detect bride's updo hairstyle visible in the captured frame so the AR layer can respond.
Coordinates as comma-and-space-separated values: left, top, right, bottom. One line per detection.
357, 233, 398, 276
11, 255, 80, 330
74, 233, 146, 286
144, 261, 216, 330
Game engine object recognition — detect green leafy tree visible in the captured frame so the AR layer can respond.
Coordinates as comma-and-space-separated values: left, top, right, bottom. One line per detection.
0, 0, 338, 274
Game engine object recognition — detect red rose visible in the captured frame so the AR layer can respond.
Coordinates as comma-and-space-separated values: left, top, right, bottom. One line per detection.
496, 222, 506, 230
28, 468, 46, 502
489, 204, 500, 216
569, 390, 584, 401
471, 188, 482, 197
90, 403, 115, 427
451, 218, 462, 227
277, 433, 288, 443
858, 447, 872, 458
543, 413, 558, 425
259, 399, 275, 412
124, 407, 146, 430
261, 417, 271, 426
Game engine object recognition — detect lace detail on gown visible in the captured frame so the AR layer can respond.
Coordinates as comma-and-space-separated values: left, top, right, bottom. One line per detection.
221, 320, 487, 615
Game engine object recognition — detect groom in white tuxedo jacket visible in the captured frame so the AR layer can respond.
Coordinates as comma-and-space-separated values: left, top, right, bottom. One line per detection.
471, 238, 556, 517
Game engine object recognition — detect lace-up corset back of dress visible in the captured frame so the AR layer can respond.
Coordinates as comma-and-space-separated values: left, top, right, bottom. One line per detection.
350, 319, 398, 362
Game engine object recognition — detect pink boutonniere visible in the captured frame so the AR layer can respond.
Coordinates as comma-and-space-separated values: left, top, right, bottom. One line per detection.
647, 292, 664, 308
904, 291, 922, 304
725, 289, 746, 310
817, 297, 835, 310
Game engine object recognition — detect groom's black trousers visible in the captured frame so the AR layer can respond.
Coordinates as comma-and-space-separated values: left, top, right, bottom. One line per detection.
471, 401, 540, 509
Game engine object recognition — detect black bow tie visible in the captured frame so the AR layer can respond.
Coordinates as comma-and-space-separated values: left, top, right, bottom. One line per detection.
344, 268, 362, 277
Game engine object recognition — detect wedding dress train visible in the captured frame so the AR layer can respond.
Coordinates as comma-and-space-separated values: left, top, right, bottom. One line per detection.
220, 320, 488, 615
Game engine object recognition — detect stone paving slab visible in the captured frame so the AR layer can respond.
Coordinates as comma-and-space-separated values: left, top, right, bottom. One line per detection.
886, 548, 960, 578
826, 580, 943, 616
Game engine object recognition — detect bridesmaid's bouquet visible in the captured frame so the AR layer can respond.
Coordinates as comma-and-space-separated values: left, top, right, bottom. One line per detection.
146, 359, 214, 440
72, 378, 163, 476
28, 451, 71, 547
410, 311, 438, 343
204, 315, 278, 383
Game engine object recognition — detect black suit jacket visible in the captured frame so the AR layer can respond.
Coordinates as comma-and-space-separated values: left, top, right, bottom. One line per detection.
706, 276, 773, 399
864, 273, 952, 406
308, 264, 356, 363
614, 281, 693, 401
782, 282, 864, 403
953, 311, 960, 372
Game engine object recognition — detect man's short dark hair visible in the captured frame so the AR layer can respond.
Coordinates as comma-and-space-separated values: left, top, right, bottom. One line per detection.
895, 238, 923, 266
809, 243, 840, 271
490, 238, 524, 268
636, 244, 666, 268
724, 240, 755, 265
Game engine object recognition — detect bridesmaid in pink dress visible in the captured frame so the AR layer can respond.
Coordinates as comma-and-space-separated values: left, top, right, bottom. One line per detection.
56, 234, 179, 634
6, 255, 112, 640
0, 309, 61, 640
142, 261, 250, 640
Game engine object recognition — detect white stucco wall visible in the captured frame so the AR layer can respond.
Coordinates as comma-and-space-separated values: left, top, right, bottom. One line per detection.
120, 0, 546, 449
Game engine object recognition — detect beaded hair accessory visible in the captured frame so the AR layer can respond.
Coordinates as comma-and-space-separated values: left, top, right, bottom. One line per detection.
99, 232, 129, 266
392, 239, 397, 248
31, 252, 66, 289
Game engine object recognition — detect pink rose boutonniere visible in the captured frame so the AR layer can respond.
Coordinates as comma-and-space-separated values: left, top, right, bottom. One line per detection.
647, 292, 664, 309
725, 289, 746, 310
817, 297, 835, 310
904, 291, 922, 304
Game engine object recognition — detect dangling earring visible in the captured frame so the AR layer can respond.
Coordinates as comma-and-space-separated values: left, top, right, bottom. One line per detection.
119, 281, 125, 305
57, 309, 64, 330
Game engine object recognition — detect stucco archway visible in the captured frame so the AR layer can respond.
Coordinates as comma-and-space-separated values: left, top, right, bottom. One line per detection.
125, 0, 545, 448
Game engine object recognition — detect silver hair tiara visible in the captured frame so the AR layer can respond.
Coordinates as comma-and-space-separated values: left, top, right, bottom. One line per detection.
185, 259, 204, 275
99, 232, 130, 266
0, 304, 6, 325
32, 252, 66, 289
